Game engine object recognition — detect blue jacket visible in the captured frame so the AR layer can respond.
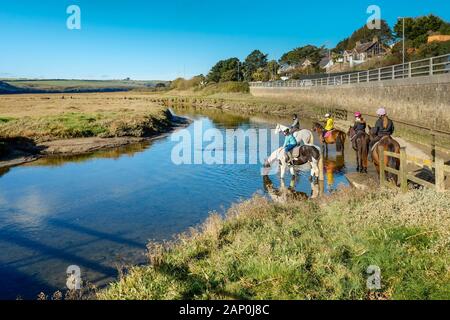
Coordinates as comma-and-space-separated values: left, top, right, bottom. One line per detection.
283, 135, 297, 148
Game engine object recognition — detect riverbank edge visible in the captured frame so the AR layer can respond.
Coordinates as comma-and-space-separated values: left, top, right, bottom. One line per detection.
98, 186, 450, 300
0, 112, 191, 170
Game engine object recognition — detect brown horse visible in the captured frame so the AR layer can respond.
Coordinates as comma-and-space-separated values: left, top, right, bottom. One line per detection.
347, 127, 370, 173
368, 126, 401, 184
312, 123, 347, 155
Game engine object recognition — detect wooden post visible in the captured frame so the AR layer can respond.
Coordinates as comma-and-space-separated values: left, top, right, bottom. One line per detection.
435, 157, 445, 192
431, 130, 436, 163
400, 147, 408, 193
379, 146, 386, 187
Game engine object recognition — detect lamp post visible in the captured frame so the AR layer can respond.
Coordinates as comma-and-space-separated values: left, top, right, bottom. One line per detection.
398, 17, 406, 78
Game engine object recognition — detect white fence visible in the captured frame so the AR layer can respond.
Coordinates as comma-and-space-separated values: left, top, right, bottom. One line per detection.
250, 54, 450, 88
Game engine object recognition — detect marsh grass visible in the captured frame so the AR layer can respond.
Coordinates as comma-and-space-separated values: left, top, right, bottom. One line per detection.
99, 188, 450, 300
0, 110, 171, 142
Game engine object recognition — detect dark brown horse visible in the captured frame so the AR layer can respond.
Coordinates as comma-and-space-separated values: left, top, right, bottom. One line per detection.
347, 127, 370, 173
368, 126, 401, 184
312, 123, 347, 155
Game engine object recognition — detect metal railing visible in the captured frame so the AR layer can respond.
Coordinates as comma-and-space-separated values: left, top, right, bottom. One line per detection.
250, 54, 450, 88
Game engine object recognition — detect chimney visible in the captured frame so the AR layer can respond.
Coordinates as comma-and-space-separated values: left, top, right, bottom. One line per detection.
355, 41, 361, 47
373, 36, 379, 43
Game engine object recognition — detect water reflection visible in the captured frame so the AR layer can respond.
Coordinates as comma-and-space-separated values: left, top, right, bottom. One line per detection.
0, 110, 352, 299
324, 154, 346, 192
263, 175, 322, 203
24, 142, 151, 169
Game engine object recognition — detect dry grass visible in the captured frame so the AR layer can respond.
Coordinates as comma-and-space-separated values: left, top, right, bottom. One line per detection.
0, 93, 172, 141
99, 187, 450, 300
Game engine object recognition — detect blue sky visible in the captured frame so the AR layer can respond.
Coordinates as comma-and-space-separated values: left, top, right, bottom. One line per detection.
1, 0, 449, 80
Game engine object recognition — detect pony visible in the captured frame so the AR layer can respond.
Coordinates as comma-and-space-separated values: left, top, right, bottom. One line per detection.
347, 127, 370, 173
368, 126, 401, 184
275, 124, 314, 145
264, 145, 322, 182
312, 122, 346, 155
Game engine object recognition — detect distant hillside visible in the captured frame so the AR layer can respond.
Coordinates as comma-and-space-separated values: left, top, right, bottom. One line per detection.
0, 79, 170, 94
0, 81, 38, 94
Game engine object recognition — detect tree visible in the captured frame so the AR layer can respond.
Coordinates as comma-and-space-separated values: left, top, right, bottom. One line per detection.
267, 60, 280, 80
394, 15, 447, 48
279, 45, 323, 66
207, 58, 241, 83
252, 68, 271, 82
243, 50, 268, 81
334, 20, 393, 53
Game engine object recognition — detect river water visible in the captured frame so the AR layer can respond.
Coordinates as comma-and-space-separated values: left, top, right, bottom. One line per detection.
0, 109, 356, 299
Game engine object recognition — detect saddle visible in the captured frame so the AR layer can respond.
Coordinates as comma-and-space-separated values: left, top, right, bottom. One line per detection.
287, 146, 304, 166
324, 130, 334, 139
291, 146, 302, 159
371, 135, 390, 153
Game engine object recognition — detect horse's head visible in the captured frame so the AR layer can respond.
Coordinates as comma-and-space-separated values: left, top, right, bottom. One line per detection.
312, 122, 323, 132
347, 126, 355, 137
275, 124, 281, 133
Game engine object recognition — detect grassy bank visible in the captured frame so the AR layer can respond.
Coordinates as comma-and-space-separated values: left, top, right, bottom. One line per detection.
0, 110, 172, 142
0, 93, 173, 142
99, 188, 450, 300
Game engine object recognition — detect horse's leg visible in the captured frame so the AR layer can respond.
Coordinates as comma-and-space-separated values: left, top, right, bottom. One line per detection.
356, 146, 360, 172
362, 138, 369, 173
280, 161, 287, 180
310, 157, 319, 184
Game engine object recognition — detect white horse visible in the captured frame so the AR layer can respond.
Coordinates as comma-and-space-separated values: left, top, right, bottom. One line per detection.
275, 124, 314, 145
264, 145, 322, 181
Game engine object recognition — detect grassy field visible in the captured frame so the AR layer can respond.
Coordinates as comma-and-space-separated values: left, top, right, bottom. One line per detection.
99, 187, 450, 300
0, 93, 172, 142
2, 79, 169, 91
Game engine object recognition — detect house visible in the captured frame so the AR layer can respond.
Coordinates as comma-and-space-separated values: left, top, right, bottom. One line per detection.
319, 57, 334, 73
343, 36, 389, 67
301, 58, 313, 69
277, 63, 299, 77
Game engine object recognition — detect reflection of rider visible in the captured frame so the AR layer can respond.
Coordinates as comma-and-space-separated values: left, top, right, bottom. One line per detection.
323, 113, 334, 138
369, 108, 395, 151
291, 114, 300, 133
283, 128, 297, 163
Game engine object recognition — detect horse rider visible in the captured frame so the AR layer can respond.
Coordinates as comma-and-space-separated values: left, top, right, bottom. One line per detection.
283, 128, 297, 164
323, 113, 335, 138
369, 107, 395, 152
290, 114, 300, 133
352, 112, 367, 134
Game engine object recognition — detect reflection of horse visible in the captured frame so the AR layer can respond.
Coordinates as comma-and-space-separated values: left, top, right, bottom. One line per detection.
368, 126, 401, 184
275, 124, 314, 145
264, 145, 321, 182
312, 123, 346, 154
347, 127, 370, 173
324, 155, 345, 191
263, 175, 308, 203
